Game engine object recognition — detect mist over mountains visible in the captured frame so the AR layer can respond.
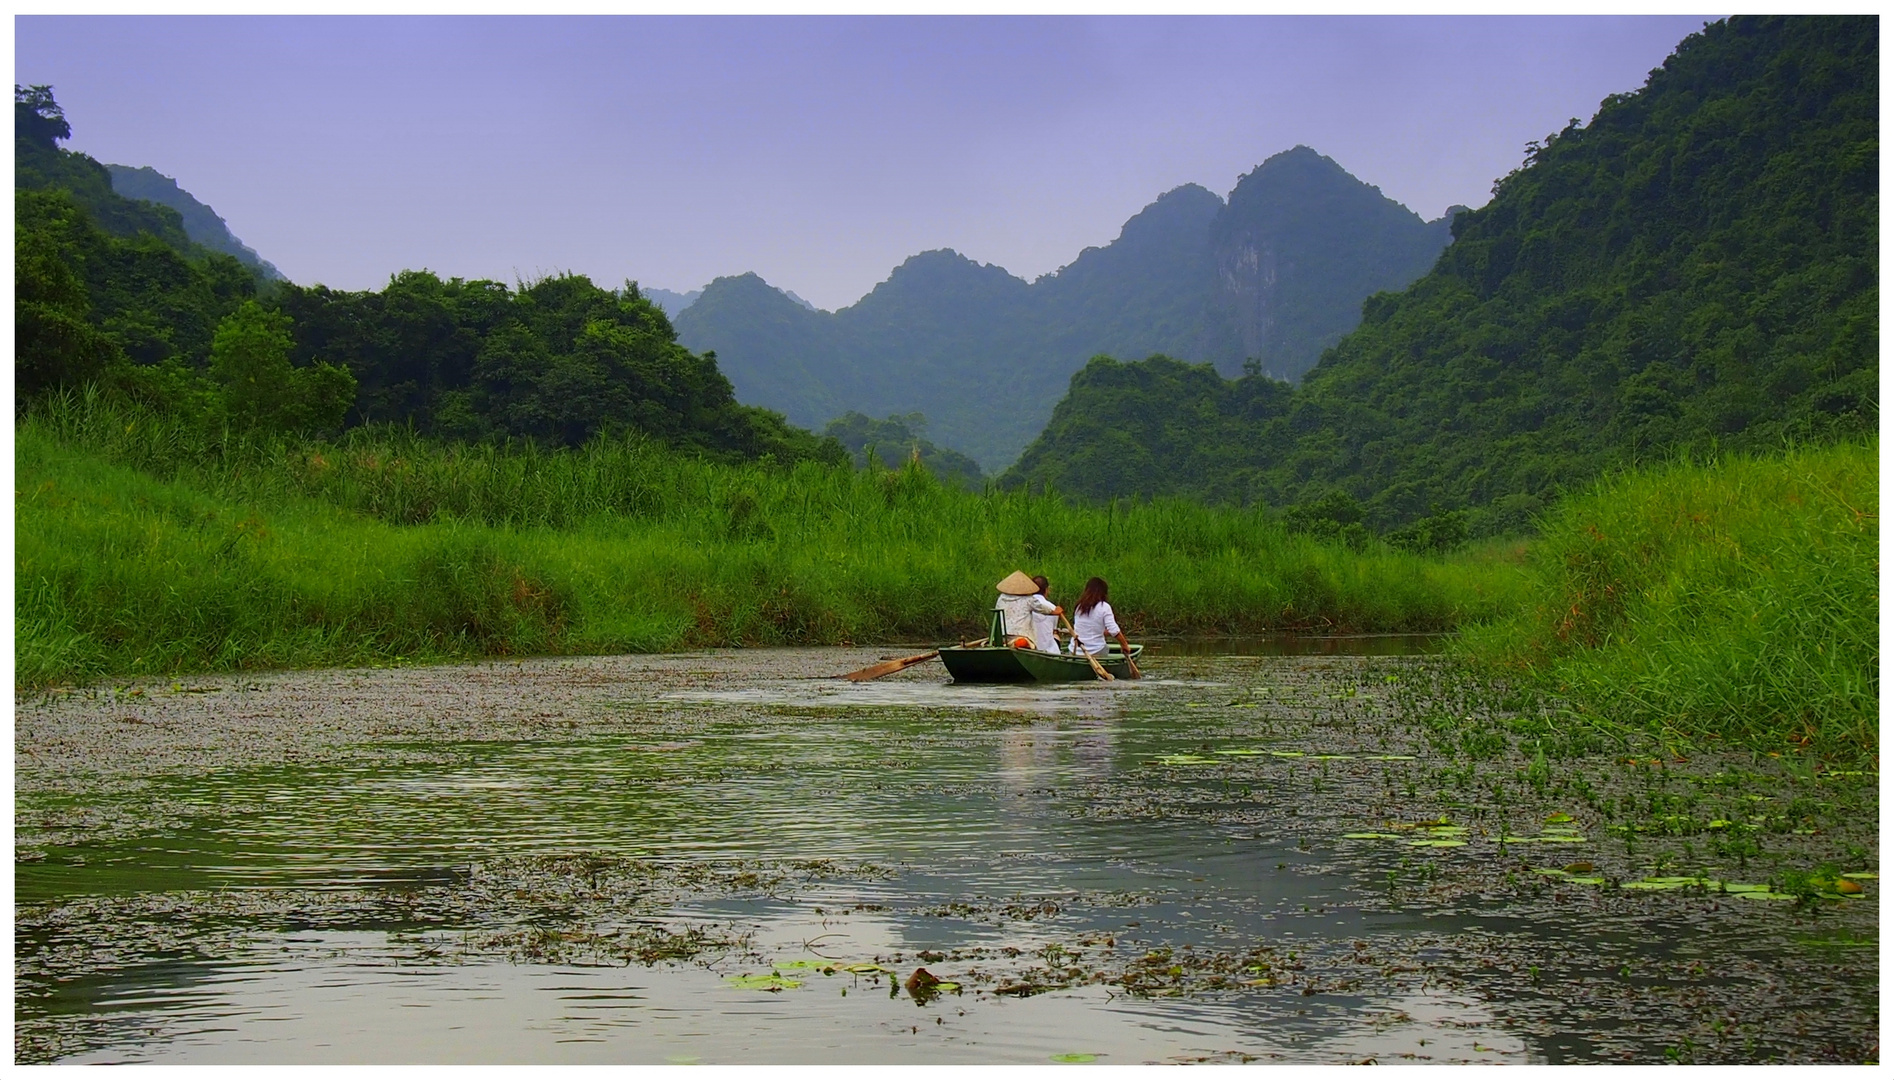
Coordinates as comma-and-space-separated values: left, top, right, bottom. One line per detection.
105, 164, 282, 280
674, 147, 1457, 468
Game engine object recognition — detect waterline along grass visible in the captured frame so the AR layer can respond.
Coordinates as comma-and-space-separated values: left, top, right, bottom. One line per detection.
17, 392, 1530, 687
1460, 441, 1879, 759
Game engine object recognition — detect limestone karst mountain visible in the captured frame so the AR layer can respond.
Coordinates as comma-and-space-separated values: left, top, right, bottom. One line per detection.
675, 148, 1455, 468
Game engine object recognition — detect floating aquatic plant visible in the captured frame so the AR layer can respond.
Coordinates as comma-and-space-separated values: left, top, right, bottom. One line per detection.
728, 973, 802, 991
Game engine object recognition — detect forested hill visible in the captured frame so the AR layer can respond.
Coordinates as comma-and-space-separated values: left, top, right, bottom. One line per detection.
16, 85, 219, 265
675, 149, 1454, 469
105, 164, 284, 280
16, 86, 843, 466
1004, 15, 1878, 538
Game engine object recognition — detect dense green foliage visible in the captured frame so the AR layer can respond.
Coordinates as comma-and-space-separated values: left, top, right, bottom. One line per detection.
105, 163, 283, 280
1006, 17, 1877, 535
1462, 441, 1878, 758
1004, 355, 1293, 503
15, 85, 315, 420
16, 85, 201, 255
822, 411, 984, 489
16, 392, 1530, 687
677, 151, 1451, 469
15, 87, 841, 466
272, 270, 842, 462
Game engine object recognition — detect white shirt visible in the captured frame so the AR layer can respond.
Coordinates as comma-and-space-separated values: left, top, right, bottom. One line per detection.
1072, 601, 1121, 656
995, 592, 1057, 640
1030, 603, 1061, 654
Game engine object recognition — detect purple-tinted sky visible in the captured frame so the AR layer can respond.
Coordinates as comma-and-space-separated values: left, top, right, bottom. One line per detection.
18, 15, 1715, 310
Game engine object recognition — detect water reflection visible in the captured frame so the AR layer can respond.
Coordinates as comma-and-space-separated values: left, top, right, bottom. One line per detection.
44, 926, 1528, 1066
16, 648, 1873, 1064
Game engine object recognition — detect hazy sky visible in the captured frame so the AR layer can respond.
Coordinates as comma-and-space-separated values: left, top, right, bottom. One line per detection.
18, 15, 1716, 310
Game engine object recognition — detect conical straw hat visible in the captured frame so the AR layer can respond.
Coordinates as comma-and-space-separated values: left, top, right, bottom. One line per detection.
996, 570, 1038, 595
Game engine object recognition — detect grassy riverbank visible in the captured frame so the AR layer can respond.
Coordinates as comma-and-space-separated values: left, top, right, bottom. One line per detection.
17, 393, 1530, 687
1462, 441, 1879, 759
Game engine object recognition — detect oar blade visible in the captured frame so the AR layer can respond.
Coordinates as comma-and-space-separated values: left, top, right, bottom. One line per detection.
841, 651, 936, 682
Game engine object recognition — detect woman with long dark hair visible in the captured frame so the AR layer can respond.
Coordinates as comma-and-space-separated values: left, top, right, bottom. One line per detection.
1071, 577, 1131, 659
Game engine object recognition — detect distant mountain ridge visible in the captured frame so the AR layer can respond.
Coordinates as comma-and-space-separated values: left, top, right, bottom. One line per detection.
105, 164, 283, 280
675, 147, 1455, 468
643, 287, 702, 317
647, 284, 815, 318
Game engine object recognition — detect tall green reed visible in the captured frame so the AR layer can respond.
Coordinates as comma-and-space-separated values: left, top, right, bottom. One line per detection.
18, 391, 1530, 686
1460, 440, 1878, 758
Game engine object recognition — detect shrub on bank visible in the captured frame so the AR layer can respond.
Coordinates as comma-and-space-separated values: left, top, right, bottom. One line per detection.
1461, 441, 1878, 758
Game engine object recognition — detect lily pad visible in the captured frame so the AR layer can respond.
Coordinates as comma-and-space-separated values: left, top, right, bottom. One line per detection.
1567, 876, 1606, 885
1362, 754, 1416, 760
1268, 750, 1305, 758
1154, 754, 1216, 766
728, 973, 802, 991
1050, 1053, 1099, 1063
1731, 891, 1798, 901
1532, 868, 1569, 876
1501, 836, 1541, 844
1423, 825, 1468, 835
1534, 835, 1590, 844
1841, 872, 1878, 880
1408, 839, 1467, 848
1309, 754, 1355, 761
1214, 748, 1269, 756
774, 959, 830, 971
1620, 880, 1684, 890
1544, 812, 1575, 824
1341, 832, 1405, 840
840, 963, 894, 974
1719, 883, 1770, 893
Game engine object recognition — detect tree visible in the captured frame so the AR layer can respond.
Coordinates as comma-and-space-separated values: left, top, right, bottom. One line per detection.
15, 84, 70, 145
208, 301, 355, 432
15, 217, 121, 394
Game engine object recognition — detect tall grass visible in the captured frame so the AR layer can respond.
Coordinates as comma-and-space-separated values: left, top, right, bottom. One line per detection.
17, 391, 1530, 686
1461, 441, 1878, 758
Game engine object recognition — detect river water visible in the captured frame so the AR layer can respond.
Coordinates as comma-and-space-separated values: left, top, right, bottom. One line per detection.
14, 645, 1878, 1064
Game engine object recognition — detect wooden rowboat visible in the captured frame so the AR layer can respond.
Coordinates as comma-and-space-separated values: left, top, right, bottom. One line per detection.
939, 642, 1143, 683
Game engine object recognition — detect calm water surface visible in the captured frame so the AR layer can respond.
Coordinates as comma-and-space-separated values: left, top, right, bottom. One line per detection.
15, 646, 1876, 1064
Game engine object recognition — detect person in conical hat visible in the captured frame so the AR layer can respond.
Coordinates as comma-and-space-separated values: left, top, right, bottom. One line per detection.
1029, 575, 1063, 654
994, 570, 1060, 646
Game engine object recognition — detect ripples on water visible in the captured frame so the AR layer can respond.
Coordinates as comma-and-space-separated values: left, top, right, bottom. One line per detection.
15, 644, 1876, 1064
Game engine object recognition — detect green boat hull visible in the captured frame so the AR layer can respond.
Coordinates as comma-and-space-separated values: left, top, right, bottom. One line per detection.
939, 643, 1143, 683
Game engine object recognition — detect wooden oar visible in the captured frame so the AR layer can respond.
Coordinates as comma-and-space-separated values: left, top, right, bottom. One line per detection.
1060, 614, 1114, 682
841, 639, 984, 682
1122, 645, 1142, 680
